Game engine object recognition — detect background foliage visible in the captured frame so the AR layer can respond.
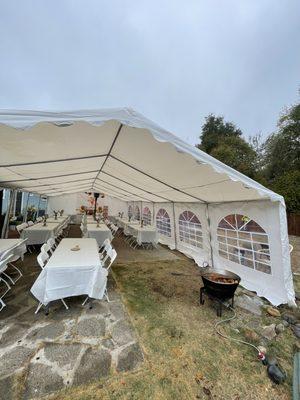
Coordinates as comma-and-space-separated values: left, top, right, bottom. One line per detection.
196, 101, 300, 212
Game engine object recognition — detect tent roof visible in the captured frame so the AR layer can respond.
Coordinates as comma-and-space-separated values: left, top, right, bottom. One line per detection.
0, 107, 283, 204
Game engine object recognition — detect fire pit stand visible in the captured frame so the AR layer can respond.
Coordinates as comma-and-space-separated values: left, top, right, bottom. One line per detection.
200, 287, 235, 317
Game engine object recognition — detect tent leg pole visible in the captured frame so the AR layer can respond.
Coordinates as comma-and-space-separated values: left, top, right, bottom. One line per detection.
23, 192, 30, 223
172, 202, 177, 249
152, 203, 155, 225
206, 203, 214, 268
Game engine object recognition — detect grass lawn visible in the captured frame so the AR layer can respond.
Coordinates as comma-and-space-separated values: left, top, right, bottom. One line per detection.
51, 256, 296, 400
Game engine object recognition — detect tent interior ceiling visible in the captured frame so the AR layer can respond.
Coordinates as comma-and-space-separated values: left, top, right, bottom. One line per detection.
0, 109, 280, 204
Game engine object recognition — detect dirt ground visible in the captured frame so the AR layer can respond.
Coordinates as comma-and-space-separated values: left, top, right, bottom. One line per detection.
48, 236, 299, 400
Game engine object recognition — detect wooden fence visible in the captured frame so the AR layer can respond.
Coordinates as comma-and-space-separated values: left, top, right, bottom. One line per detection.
287, 213, 300, 236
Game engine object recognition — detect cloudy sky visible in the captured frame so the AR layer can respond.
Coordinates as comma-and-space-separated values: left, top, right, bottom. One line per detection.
0, 0, 299, 144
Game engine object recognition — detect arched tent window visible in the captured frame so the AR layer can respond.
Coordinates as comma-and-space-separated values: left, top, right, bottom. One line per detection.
142, 207, 152, 225
217, 214, 271, 274
156, 208, 171, 237
128, 205, 133, 218
179, 211, 203, 248
134, 205, 140, 220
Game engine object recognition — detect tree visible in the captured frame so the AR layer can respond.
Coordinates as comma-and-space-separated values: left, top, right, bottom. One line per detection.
271, 171, 300, 213
262, 102, 300, 212
263, 103, 300, 181
196, 114, 257, 177
210, 136, 257, 177
197, 114, 242, 154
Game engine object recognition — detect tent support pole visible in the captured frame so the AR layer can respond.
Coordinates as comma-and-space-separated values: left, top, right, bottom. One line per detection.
0, 153, 108, 168
1, 189, 16, 238
100, 171, 172, 202
95, 178, 152, 202
23, 192, 30, 223
1, 169, 99, 185
45, 197, 48, 216
37, 195, 41, 219
152, 203, 155, 225
172, 202, 177, 249
92, 123, 123, 188
206, 203, 214, 267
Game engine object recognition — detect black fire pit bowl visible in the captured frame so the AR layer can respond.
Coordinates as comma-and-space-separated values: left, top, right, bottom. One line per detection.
201, 268, 241, 300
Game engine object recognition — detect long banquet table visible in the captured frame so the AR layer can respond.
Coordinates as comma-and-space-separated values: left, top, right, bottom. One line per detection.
21, 222, 62, 245
127, 224, 158, 246
116, 218, 140, 233
86, 223, 113, 246
31, 238, 107, 305
0, 239, 27, 260
46, 216, 69, 224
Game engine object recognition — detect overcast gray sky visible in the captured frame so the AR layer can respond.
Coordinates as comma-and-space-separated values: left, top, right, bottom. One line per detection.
0, 0, 299, 144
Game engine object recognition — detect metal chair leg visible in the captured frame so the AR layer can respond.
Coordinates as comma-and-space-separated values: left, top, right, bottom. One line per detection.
0, 276, 11, 295
61, 299, 69, 310
82, 296, 89, 306
104, 289, 110, 302
35, 302, 43, 314
0, 298, 6, 311
9, 262, 23, 283
2, 272, 15, 285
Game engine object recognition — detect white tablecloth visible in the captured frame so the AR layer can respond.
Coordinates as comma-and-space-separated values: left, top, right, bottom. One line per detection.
116, 218, 140, 232
31, 238, 107, 304
86, 224, 113, 246
21, 222, 61, 245
127, 225, 158, 245
0, 239, 27, 260
46, 216, 69, 224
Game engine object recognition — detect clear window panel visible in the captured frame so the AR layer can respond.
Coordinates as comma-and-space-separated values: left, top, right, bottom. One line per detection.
241, 257, 254, 269
178, 210, 203, 249
228, 253, 240, 264
217, 214, 271, 274
255, 262, 271, 274
156, 209, 171, 237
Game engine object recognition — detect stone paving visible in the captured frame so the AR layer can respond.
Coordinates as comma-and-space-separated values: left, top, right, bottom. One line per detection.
0, 248, 143, 399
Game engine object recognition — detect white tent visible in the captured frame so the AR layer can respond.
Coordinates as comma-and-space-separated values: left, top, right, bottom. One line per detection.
0, 108, 295, 305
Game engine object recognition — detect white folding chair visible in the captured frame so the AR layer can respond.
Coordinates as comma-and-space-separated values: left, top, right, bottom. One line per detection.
0, 254, 14, 311
110, 224, 119, 238
99, 238, 111, 254
99, 242, 112, 261
37, 251, 49, 269
0, 239, 28, 284
47, 237, 57, 252
102, 248, 117, 301
82, 248, 117, 306
35, 252, 49, 314
80, 223, 88, 238
55, 225, 64, 243
102, 248, 117, 269
41, 242, 53, 256
0, 254, 15, 294
16, 223, 25, 236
